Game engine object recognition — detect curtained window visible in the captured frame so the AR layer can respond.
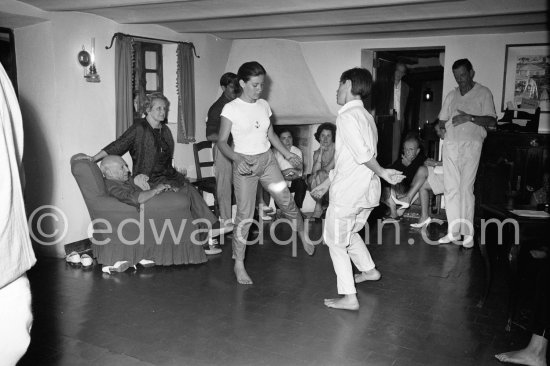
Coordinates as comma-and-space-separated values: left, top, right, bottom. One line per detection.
113, 34, 196, 143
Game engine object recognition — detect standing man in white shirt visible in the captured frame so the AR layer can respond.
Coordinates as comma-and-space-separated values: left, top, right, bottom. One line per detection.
311, 67, 404, 310
437, 59, 496, 247
0, 61, 37, 365
391, 62, 410, 162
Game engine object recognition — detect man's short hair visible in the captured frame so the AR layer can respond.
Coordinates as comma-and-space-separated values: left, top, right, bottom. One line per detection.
220, 72, 238, 87
340, 68, 372, 99
403, 134, 420, 148
452, 59, 473, 72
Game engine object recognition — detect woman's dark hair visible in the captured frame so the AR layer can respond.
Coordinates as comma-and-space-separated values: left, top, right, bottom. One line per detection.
277, 127, 294, 138
237, 61, 266, 82
314, 122, 336, 143
340, 67, 373, 99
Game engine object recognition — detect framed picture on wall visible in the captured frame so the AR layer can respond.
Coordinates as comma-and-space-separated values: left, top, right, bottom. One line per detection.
501, 43, 550, 113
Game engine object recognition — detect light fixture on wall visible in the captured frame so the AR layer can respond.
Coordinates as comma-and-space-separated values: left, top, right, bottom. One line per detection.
77, 38, 100, 83
423, 87, 433, 102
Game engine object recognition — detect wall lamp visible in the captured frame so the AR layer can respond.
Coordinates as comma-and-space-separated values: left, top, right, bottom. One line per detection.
77, 38, 100, 83
423, 87, 433, 102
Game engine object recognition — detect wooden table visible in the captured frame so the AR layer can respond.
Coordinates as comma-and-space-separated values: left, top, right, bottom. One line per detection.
478, 203, 550, 331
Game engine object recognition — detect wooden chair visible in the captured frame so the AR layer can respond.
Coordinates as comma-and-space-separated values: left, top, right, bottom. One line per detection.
191, 141, 219, 218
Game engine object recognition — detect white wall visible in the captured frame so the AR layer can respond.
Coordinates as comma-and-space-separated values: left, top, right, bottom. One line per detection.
9, 3, 232, 257
300, 32, 550, 130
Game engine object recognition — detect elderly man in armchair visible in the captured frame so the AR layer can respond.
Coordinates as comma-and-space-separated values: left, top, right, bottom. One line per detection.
71, 154, 225, 274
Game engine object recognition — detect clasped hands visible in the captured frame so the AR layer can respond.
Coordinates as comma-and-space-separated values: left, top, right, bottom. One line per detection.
452, 109, 473, 126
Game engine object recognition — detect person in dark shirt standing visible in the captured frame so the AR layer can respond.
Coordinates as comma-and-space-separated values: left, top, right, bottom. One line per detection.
206, 73, 240, 230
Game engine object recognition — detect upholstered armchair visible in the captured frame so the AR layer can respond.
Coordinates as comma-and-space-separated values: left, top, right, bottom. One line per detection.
70, 154, 207, 266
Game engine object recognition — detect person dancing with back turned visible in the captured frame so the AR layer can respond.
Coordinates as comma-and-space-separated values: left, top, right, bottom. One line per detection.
311, 67, 404, 310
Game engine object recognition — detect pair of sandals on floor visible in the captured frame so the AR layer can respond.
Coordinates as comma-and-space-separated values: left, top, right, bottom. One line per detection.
384, 190, 431, 228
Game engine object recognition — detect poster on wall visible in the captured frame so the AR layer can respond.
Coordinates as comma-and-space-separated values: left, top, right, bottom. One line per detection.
501, 43, 550, 113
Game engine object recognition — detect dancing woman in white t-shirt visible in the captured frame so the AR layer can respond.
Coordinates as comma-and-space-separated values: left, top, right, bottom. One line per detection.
217, 61, 315, 285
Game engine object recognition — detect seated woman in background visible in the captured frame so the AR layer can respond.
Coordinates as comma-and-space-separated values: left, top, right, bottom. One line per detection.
80, 92, 225, 260
308, 122, 336, 218
273, 128, 307, 210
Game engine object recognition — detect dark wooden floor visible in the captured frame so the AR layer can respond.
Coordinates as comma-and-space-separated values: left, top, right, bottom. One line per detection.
18, 218, 534, 366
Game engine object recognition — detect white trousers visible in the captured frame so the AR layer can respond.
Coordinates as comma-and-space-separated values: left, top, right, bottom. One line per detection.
324, 205, 375, 295
442, 140, 483, 237
0, 275, 32, 366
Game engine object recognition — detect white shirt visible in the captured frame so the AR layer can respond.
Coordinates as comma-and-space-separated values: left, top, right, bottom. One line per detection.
274, 146, 303, 186
439, 82, 496, 143
329, 100, 381, 208
221, 98, 272, 155
393, 81, 401, 117
0, 62, 36, 289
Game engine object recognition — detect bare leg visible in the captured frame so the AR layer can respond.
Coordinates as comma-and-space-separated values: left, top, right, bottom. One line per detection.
383, 187, 399, 218
495, 334, 548, 366
234, 260, 253, 285
418, 180, 433, 223
324, 294, 360, 311
399, 166, 428, 204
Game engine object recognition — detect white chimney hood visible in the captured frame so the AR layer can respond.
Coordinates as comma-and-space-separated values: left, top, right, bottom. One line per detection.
225, 39, 336, 125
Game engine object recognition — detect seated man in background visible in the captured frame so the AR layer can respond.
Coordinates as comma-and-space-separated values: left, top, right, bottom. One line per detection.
273, 128, 307, 210
101, 155, 224, 266
394, 122, 446, 228
381, 135, 426, 222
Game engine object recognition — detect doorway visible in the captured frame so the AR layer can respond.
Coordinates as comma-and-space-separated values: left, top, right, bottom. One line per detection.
362, 47, 445, 165
0, 28, 17, 95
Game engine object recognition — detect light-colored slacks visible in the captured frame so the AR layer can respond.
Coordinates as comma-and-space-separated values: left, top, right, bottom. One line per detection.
0, 274, 32, 366
324, 205, 375, 295
442, 140, 483, 236
232, 150, 303, 261
214, 143, 233, 221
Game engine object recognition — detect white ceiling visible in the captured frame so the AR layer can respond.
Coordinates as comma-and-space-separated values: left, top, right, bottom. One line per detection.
11, 0, 550, 41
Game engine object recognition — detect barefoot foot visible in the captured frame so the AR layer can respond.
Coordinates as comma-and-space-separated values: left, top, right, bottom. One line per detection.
324, 295, 359, 311
234, 262, 253, 285
495, 349, 547, 366
354, 268, 381, 283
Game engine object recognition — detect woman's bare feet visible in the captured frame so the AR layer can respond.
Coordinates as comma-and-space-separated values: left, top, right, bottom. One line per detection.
234, 260, 253, 285
495, 334, 548, 366
495, 349, 547, 366
354, 268, 381, 283
324, 294, 359, 310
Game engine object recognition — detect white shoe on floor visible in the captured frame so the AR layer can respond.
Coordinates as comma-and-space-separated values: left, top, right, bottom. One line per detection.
66, 251, 81, 264
138, 259, 156, 268
462, 235, 474, 248
101, 261, 130, 274
410, 217, 432, 228
80, 254, 93, 267
438, 233, 461, 244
